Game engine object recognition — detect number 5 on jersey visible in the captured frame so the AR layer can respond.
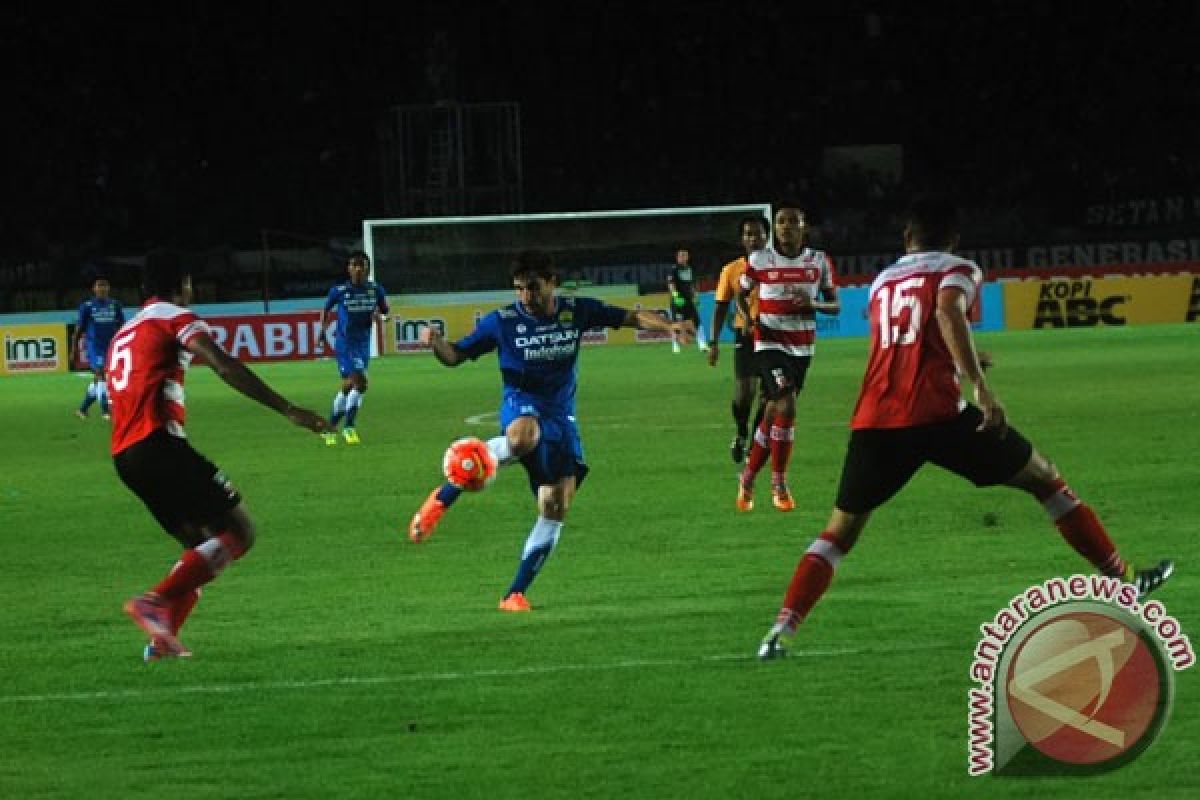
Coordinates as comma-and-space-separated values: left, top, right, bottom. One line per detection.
108, 329, 138, 391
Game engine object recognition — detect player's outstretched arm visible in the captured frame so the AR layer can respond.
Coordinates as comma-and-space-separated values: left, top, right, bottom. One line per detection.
935, 287, 1006, 435
420, 327, 467, 367
626, 309, 694, 344
186, 333, 327, 433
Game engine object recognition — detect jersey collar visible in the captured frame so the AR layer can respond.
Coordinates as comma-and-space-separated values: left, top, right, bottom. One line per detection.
516, 296, 560, 321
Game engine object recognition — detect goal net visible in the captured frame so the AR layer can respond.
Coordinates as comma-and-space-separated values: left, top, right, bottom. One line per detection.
362, 204, 770, 351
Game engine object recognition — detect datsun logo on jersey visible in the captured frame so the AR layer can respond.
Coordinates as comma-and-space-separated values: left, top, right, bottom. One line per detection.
1033, 280, 1127, 328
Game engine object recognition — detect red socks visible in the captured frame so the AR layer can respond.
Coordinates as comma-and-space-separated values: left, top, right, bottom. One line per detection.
171, 590, 200, 634
743, 415, 797, 486
1034, 479, 1126, 578
151, 533, 247, 626
742, 419, 771, 484
769, 414, 795, 486
779, 532, 848, 630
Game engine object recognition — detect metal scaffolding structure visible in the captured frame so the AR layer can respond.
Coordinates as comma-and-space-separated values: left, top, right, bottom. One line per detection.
379, 101, 523, 218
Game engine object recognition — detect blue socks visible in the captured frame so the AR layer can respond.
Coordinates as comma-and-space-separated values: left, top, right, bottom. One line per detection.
436, 482, 463, 507
345, 389, 362, 426
80, 384, 97, 414
80, 382, 107, 414
506, 517, 563, 596
330, 391, 347, 427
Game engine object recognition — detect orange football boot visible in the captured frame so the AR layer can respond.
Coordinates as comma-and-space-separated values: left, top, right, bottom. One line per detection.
498, 592, 532, 612
124, 593, 190, 658
772, 484, 796, 512
736, 482, 754, 512
408, 489, 448, 543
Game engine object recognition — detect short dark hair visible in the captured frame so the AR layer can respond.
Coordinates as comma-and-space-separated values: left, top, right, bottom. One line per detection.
510, 249, 558, 282
141, 249, 183, 299
347, 250, 370, 266
738, 215, 770, 237
905, 195, 960, 249
772, 200, 806, 216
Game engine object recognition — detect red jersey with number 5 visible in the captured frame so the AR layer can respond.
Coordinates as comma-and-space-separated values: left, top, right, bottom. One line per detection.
850, 252, 982, 430
107, 299, 212, 455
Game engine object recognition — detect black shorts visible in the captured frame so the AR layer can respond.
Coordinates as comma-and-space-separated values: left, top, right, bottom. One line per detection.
733, 330, 756, 380
835, 405, 1035, 513
113, 430, 242, 547
755, 349, 811, 401
669, 298, 699, 325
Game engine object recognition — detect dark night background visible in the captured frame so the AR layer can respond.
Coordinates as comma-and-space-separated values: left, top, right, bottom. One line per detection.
3, 1, 1198, 302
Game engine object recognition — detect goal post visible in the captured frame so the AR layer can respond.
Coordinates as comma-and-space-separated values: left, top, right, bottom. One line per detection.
362, 203, 771, 353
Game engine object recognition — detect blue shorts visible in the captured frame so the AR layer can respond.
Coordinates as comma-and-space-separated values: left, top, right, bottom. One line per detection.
336, 340, 370, 378
87, 346, 106, 372
500, 394, 589, 495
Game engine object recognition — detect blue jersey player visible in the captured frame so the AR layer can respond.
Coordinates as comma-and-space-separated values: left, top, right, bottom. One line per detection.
315, 251, 389, 445
72, 276, 125, 420
408, 249, 694, 611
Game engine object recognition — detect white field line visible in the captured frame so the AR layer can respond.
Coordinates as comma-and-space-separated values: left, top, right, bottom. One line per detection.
0, 642, 947, 705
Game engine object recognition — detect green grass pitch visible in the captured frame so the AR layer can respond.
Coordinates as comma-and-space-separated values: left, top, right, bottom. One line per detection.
0, 323, 1196, 799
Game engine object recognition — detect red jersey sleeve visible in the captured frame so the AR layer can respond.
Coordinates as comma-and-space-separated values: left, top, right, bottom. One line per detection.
938, 264, 982, 308
173, 312, 211, 349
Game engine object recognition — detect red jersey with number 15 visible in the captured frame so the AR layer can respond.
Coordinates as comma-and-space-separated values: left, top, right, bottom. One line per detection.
850, 251, 982, 430
107, 300, 212, 455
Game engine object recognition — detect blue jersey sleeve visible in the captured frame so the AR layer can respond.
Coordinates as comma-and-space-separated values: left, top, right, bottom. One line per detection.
575, 296, 628, 330
454, 312, 501, 360
374, 283, 390, 315
324, 286, 340, 311
77, 301, 92, 331
114, 302, 126, 326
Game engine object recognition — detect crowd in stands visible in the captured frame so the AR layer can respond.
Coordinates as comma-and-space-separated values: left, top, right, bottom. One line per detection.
4, 2, 1197, 311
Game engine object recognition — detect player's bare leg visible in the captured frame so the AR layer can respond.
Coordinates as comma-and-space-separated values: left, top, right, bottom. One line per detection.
730, 377, 759, 464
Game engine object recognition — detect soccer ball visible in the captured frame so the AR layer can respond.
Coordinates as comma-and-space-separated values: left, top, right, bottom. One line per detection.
442, 437, 498, 492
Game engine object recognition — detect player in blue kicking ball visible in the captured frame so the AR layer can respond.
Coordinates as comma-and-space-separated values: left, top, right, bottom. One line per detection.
315, 251, 389, 445
72, 276, 125, 420
409, 249, 693, 611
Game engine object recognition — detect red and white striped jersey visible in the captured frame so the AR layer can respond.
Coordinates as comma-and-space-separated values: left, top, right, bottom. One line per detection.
850, 251, 983, 430
740, 245, 836, 356
107, 299, 212, 455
